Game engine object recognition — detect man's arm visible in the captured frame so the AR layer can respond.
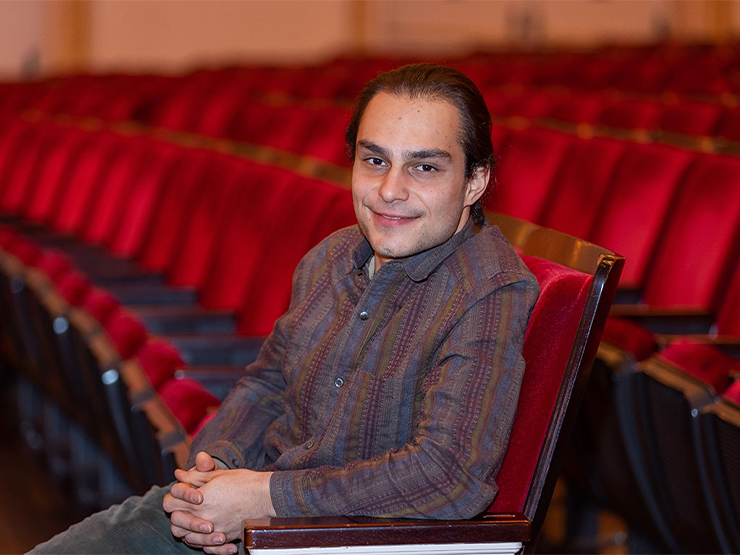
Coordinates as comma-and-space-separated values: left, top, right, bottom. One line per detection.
269, 276, 538, 520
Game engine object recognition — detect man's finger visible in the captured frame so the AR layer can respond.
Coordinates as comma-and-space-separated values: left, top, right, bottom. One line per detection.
169, 481, 204, 505
170, 509, 214, 536
202, 542, 239, 555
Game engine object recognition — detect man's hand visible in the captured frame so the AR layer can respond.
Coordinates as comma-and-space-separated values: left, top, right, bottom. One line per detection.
163, 451, 275, 554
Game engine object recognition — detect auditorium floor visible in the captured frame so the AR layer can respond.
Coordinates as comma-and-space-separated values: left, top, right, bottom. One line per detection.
0, 423, 78, 554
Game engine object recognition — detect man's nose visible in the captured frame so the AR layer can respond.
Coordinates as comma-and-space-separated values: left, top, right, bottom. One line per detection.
378, 169, 409, 203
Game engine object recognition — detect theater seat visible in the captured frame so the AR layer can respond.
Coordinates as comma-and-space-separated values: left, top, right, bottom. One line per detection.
243, 220, 624, 555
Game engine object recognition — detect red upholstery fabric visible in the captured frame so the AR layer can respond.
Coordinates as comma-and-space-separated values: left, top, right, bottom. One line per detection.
641, 153, 740, 311
597, 97, 662, 130
7, 235, 42, 266
57, 270, 92, 306
489, 255, 593, 513
234, 179, 355, 336
600, 316, 657, 362
722, 380, 740, 406
587, 142, 694, 289
0, 224, 19, 249
104, 310, 148, 360
106, 141, 181, 258
196, 164, 297, 311
23, 127, 88, 225
657, 99, 723, 136
78, 137, 152, 245
137, 148, 217, 273
49, 131, 123, 235
545, 91, 603, 125
82, 287, 121, 326
715, 261, 740, 336
659, 340, 737, 395
539, 136, 627, 238
715, 105, 740, 142
490, 127, 574, 222
0, 124, 55, 215
165, 155, 245, 288
135, 339, 184, 391
34, 249, 73, 283
158, 378, 220, 435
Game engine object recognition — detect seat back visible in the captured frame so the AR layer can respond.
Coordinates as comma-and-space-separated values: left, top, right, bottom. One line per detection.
486, 219, 624, 545
626, 354, 735, 553
700, 393, 740, 553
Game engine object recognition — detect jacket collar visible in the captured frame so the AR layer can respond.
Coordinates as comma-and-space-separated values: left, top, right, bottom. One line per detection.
351, 217, 477, 282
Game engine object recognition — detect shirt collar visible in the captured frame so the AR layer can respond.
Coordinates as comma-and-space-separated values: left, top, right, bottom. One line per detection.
351, 217, 477, 282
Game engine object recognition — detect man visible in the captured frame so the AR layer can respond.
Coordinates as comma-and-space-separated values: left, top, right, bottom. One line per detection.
31, 63, 538, 555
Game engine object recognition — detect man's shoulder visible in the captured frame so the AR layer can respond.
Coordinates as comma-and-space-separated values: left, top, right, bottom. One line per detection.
447, 224, 537, 294
299, 225, 364, 272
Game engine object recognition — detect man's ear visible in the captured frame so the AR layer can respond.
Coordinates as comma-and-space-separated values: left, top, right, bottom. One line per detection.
464, 165, 490, 207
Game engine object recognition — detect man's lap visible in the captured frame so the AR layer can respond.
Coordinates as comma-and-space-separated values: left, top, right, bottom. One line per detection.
29, 483, 202, 555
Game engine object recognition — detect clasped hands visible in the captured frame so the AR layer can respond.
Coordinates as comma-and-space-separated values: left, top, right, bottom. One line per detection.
163, 451, 275, 555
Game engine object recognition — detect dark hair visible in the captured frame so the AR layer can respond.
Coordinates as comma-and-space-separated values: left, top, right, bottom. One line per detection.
345, 63, 493, 226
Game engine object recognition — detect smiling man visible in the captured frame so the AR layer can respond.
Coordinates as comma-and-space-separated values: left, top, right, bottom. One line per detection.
31, 64, 539, 555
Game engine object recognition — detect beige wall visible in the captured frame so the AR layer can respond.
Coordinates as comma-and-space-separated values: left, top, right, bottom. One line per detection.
1, 0, 739, 80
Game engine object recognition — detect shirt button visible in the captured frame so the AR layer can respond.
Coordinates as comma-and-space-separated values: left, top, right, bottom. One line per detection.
305, 440, 314, 449
359, 310, 369, 320
334, 377, 344, 388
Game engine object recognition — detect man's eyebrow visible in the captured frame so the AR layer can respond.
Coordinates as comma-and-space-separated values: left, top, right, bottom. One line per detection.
356, 141, 453, 162
357, 140, 390, 158
404, 148, 453, 162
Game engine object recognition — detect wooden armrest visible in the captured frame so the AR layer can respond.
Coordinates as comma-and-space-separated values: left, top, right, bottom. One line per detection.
244, 513, 531, 551
608, 305, 714, 334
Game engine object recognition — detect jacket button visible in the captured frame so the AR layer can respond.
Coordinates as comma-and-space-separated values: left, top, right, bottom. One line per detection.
359, 311, 369, 320
305, 440, 314, 449
334, 377, 344, 388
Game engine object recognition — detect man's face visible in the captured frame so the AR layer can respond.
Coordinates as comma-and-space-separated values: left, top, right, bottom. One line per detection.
352, 92, 487, 270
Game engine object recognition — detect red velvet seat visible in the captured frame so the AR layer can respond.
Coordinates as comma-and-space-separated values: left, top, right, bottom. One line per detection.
639, 153, 740, 313
135, 339, 186, 391
0, 123, 60, 216
596, 97, 662, 131
242, 219, 624, 554
81, 287, 122, 327
587, 142, 695, 291
658, 340, 736, 395
657, 99, 723, 137
544, 91, 604, 125
48, 131, 125, 236
489, 127, 575, 222
104, 310, 149, 360
538, 136, 626, 239
158, 377, 220, 435
136, 147, 222, 274
21, 126, 90, 226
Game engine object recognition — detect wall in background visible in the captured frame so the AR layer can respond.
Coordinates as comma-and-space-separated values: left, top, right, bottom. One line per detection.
0, 0, 738, 80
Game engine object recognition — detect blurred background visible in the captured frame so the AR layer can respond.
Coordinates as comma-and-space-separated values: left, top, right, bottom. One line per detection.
0, 0, 737, 79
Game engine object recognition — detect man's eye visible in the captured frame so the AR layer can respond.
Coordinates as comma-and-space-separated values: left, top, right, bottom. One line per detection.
416, 164, 437, 172
367, 157, 386, 167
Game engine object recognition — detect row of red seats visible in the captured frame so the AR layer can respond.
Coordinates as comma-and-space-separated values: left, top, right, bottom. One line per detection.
484, 88, 740, 141
0, 116, 357, 509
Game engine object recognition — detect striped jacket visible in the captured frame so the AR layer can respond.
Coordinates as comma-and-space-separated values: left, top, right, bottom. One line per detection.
191, 218, 539, 519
